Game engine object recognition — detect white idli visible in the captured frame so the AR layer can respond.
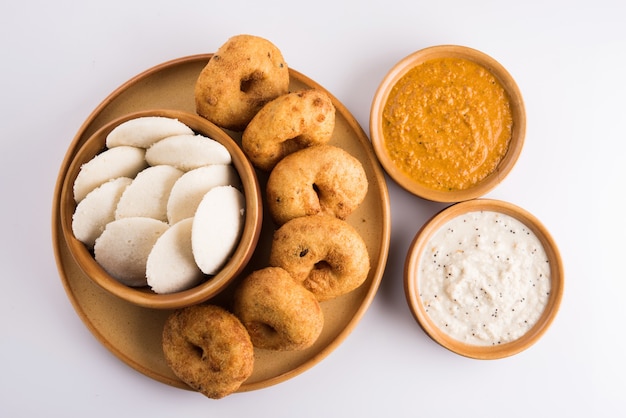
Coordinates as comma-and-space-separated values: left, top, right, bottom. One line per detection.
146, 218, 204, 294
192, 186, 245, 275
73, 145, 147, 203
72, 177, 132, 248
115, 165, 184, 222
145, 134, 232, 171
94, 217, 169, 287
167, 165, 241, 224
105, 116, 193, 148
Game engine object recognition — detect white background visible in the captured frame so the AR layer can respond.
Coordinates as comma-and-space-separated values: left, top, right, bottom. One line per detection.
1, 1, 623, 416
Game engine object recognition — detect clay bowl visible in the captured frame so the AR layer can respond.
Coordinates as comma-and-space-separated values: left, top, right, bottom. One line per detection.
370, 45, 526, 202
404, 199, 564, 359
59, 109, 262, 309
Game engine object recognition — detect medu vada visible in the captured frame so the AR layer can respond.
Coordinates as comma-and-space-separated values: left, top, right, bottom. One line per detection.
266, 144, 368, 225
162, 304, 254, 399
195, 34, 289, 131
241, 89, 336, 171
269, 215, 370, 301
233, 267, 324, 351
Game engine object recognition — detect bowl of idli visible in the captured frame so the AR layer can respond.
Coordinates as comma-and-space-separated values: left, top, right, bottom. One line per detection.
59, 109, 263, 309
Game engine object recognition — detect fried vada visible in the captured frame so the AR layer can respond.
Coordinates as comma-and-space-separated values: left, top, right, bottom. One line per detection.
233, 267, 324, 351
266, 145, 368, 225
162, 304, 254, 399
269, 215, 370, 301
195, 34, 289, 131
242, 89, 335, 171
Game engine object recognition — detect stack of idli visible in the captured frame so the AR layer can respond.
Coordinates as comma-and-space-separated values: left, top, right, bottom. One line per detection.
71, 116, 245, 294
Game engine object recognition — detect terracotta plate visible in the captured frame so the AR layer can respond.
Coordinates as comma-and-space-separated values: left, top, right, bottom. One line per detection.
51, 54, 391, 393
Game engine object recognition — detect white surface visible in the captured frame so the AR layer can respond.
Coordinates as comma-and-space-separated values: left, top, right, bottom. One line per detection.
1, 0, 623, 416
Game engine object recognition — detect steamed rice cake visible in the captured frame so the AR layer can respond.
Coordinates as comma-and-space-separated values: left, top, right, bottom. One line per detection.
106, 116, 193, 148
146, 218, 204, 294
167, 165, 241, 224
115, 165, 183, 222
145, 134, 232, 170
94, 217, 169, 287
72, 177, 132, 248
192, 186, 245, 275
73, 145, 147, 202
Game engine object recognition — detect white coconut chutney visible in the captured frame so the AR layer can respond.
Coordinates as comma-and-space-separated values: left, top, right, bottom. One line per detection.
418, 210, 551, 346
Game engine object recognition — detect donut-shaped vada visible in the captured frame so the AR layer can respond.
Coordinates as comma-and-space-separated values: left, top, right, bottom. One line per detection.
269, 215, 370, 301
266, 145, 368, 225
195, 34, 289, 131
233, 267, 324, 351
242, 89, 336, 171
162, 304, 254, 399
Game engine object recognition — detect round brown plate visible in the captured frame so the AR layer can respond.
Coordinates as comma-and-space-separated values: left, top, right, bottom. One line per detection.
51, 54, 391, 393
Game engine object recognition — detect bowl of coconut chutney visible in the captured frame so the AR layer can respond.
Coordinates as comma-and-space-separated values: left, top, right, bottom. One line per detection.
404, 199, 563, 359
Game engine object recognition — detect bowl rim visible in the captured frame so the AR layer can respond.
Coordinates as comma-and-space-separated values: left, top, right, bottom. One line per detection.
404, 198, 564, 359
59, 109, 263, 309
370, 44, 526, 202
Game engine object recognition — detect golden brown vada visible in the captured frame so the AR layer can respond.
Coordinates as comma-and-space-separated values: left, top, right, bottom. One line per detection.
233, 267, 324, 351
269, 215, 370, 301
242, 89, 335, 171
162, 304, 254, 399
266, 145, 368, 225
195, 34, 289, 131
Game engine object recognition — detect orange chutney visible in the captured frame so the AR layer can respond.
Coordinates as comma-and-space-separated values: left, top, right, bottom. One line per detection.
382, 57, 513, 191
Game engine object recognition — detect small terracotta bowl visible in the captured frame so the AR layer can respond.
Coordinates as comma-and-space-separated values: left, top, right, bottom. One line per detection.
370, 45, 526, 202
404, 199, 563, 359
59, 109, 263, 309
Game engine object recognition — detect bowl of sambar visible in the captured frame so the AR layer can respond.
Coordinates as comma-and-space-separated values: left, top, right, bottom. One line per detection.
370, 45, 525, 202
